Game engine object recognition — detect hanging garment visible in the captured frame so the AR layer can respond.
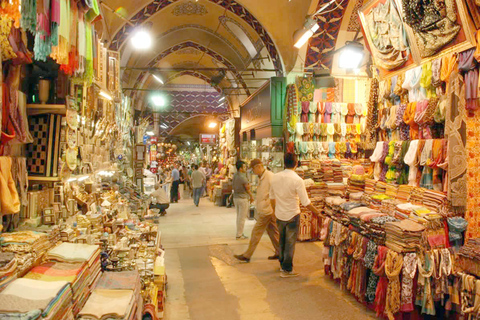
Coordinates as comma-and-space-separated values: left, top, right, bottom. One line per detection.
402, 0, 460, 58
385, 250, 403, 320
445, 70, 467, 208
416, 251, 436, 315
0, 156, 20, 214
401, 253, 417, 312
458, 48, 479, 113
365, 79, 379, 150
373, 246, 389, 317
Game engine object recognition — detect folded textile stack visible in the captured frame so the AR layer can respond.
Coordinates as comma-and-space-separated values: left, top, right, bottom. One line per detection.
385, 219, 425, 252
78, 289, 137, 320
410, 187, 424, 205
0, 231, 51, 257
422, 189, 447, 212
458, 239, 480, 278
326, 183, 346, 197
380, 199, 402, 216
370, 194, 391, 208
385, 184, 398, 199
322, 166, 334, 182
347, 177, 365, 194
332, 161, 343, 183
365, 179, 376, 194
0, 278, 74, 319
45, 243, 101, 315
0, 252, 17, 291
374, 181, 388, 195
396, 185, 414, 202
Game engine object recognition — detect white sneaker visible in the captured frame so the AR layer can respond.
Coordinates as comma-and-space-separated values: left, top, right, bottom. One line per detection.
280, 270, 299, 278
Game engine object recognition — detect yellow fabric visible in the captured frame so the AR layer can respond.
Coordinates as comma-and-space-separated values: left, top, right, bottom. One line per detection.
0, 157, 20, 214
385, 250, 403, 320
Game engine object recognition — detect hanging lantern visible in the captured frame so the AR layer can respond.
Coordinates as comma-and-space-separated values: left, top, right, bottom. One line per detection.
172, 144, 177, 150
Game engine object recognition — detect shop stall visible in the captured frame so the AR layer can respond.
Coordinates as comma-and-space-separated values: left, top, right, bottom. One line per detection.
0, 1, 167, 319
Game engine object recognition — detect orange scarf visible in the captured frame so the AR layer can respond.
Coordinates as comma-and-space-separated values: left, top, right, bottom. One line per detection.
403, 102, 419, 139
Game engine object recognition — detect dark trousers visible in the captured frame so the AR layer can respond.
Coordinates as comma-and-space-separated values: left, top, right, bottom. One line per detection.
170, 180, 179, 202
276, 215, 300, 272
193, 188, 202, 206
149, 203, 169, 215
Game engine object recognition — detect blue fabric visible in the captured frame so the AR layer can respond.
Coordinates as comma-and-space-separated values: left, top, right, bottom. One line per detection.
276, 215, 300, 272
193, 188, 202, 206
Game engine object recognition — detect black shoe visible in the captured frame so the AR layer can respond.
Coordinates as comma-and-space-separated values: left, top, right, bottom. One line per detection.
234, 254, 250, 263
268, 254, 279, 260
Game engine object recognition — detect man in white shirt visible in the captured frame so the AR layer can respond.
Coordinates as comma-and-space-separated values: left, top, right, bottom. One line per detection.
270, 153, 322, 277
234, 159, 279, 262
150, 183, 170, 216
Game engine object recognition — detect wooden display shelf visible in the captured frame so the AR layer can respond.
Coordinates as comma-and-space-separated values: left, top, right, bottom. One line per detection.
28, 176, 62, 182
27, 104, 66, 115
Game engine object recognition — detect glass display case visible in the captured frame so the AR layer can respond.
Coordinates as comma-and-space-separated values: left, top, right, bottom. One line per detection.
241, 137, 284, 173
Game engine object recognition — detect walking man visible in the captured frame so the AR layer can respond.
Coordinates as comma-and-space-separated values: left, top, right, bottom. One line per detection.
170, 164, 180, 203
234, 159, 279, 262
270, 153, 322, 277
191, 164, 205, 207
232, 160, 254, 240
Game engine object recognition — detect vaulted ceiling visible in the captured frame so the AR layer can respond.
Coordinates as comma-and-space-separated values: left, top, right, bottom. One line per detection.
97, 0, 363, 138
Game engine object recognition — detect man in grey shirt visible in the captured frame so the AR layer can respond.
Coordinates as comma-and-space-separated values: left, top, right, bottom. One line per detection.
232, 160, 254, 239
191, 164, 205, 207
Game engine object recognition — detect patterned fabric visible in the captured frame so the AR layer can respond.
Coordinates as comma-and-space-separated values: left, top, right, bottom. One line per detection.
445, 70, 467, 209
401, 253, 417, 312
466, 109, 480, 239
305, 0, 349, 69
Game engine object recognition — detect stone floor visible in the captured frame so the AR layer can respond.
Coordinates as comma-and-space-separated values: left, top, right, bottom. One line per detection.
159, 196, 376, 320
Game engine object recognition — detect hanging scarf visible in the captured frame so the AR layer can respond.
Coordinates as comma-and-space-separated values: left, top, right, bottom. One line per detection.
401, 253, 417, 312
384, 250, 403, 320
365, 79, 379, 150
403, 102, 419, 139
416, 251, 435, 315
458, 48, 479, 113
286, 84, 299, 129
373, 246, 388, 317
317, 102, 325, 123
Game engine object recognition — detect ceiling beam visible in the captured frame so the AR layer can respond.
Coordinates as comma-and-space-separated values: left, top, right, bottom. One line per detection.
121, 67, 278, 72
123, 87, 260, 91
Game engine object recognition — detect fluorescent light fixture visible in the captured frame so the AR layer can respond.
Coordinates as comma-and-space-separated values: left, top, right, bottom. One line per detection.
67, 178, 77, 182
152, 74, 164, 84
146, 131, 155, 136
78, 175, 89, 181
131, 30, 152, 50
208, 122, 217, 128
338, 43, 365, 69
293, 18, 319, 48
218, 103, 224, 108
99, 91, 112, 100
187, 141, 191, 145
219, 96, 225, 102
160, 123, 168, 129
151, 94, 166, 107
314, 0, 336, 15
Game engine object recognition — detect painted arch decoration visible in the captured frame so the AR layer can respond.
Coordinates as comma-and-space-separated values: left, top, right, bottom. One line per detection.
108, 0, 284, 73
304, 0, 349, 70
135, 41, 251, 95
